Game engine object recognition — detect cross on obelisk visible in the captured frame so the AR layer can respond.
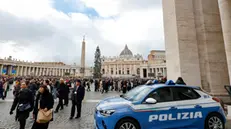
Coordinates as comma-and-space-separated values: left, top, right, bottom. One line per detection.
80, 36, 86, 78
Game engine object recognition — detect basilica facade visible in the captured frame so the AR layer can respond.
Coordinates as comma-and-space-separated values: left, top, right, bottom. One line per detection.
101, 45, 167, 79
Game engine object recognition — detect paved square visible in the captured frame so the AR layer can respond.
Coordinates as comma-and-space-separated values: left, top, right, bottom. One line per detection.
0, 91, 230, 129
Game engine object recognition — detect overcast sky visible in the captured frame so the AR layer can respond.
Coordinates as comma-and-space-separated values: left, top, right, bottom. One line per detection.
0, 0, 164, 66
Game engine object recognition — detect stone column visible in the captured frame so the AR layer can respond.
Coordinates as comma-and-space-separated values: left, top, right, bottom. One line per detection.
161, 68, 164, 77
40, 68, 42, 76
25, 67, 28, 76
163, 68, 166, 77
129, 65, 132, 75
155, 68, 158, 78
35, 67, 37, 76
21, 66, 23, 76
18, 66, 21, 76
32, 67, 35, 76
41, 68, 44, 76
153, 68, 156, 78
39, 68, 42, 76
163, 0, 229, 94
54, 68, 56, 76
218, 0, 231, 83
46, 68, 49, 76
29, 67, 32, 76
37, 68, 39, 76
24, 66, 27, 76
52, 68, 54, 76
8, 65, 12, 75
24, 66, 26, 76
112, 65, 114, 75
44, 68, 46, 76
29, 67, 31, 75
0, 64, 3, 75
43, 68, 45, 76
163, 0, 201, 86
55, 68, 57, 76
108, 65, 111, 75
16, 66, 20, 76
140, 68, 143, 78
38, 68, 40, 76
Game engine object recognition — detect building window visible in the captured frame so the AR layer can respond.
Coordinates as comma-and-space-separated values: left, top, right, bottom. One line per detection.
137, 68, 140, 75
102, 69, 105, 74
111, 68, 113, 75
150, 68, 152, 73
119, 70, 121, 75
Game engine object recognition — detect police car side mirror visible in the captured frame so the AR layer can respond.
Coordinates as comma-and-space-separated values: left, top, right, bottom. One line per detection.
145, 98, 157, 104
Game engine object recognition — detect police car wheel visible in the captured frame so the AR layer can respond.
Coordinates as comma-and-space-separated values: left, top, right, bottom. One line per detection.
205, 113, 224, 129
115, 118, 140, 129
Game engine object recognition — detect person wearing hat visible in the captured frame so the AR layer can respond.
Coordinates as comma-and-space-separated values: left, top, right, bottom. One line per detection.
69, 80, 85, 119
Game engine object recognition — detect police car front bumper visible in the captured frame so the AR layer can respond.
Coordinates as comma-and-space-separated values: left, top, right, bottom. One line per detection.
94, 110, 117, 129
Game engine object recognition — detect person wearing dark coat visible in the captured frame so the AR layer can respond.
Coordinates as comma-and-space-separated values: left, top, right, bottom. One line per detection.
10, 82, 34, 129
122, 80, 127, 94
28, 80, 37, 97
32, 85, 54, 129
69, 80, 85, 119
63, 81, 70, 106
0, 80, 4, 100
54, 79, 66, 113
94, 80, 99, 92
13, 81, 21, 98
175, 77, 186, 85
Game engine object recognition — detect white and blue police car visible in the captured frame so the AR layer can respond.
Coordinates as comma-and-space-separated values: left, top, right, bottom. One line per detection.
94, 80, 226, 129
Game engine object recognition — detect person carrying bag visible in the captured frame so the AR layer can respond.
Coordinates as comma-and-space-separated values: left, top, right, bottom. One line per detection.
32, 85, 54, 129
9, 82, 34, 129
36, 105, 53, 123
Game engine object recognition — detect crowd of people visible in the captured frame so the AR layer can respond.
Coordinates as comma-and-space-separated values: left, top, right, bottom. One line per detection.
0, 76, 87, 129
0, 75, 186, 129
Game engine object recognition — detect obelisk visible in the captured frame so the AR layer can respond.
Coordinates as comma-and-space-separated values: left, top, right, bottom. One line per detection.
80, 36, 85, 77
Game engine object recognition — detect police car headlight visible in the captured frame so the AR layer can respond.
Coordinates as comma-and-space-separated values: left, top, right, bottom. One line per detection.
99, 110, 115, 116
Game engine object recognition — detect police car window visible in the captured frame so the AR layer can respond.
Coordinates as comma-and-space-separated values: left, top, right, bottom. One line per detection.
130, 88, 151, 102
123, 86, 151, 102
173, 87, 200, 101
148, 87, 173, 103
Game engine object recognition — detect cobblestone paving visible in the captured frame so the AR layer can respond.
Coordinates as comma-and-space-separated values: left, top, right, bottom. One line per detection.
0, 90, 230, 129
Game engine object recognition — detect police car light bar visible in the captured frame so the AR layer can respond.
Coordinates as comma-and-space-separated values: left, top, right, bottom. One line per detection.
152, 80, 159, 84
165, 80, 175, 85
146, 80, 159, 85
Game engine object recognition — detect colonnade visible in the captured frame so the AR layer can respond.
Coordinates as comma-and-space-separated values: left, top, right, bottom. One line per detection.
0, 64, 72, 76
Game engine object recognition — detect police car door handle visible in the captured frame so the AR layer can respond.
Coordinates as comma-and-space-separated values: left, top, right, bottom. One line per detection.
195, 105, 202, 108
170, 107, 177, 110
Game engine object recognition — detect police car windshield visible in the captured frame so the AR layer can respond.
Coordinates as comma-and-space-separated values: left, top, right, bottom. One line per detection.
123, 86, 152, 102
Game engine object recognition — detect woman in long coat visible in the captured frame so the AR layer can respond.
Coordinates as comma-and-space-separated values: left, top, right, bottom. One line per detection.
32, 85, 54, 129
10, 82, 34, 129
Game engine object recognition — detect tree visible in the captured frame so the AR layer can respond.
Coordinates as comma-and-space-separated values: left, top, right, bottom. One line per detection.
94, 46, 102, 78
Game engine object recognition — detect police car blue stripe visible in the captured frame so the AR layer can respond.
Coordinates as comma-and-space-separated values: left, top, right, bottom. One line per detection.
130, 102, 218, 112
